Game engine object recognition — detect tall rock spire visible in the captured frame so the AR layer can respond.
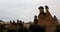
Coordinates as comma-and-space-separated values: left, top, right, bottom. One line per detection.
34, 15, 38, 25
45, 5, 49, 12
38, 6, 44, 15
45, 5, 53, 20
38, 6, 45, 26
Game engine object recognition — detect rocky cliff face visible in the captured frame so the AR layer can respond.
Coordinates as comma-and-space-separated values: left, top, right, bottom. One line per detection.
38, 5, 58, 32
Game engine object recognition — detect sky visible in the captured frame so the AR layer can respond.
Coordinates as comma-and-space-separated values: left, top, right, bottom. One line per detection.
0, 0, 60, 22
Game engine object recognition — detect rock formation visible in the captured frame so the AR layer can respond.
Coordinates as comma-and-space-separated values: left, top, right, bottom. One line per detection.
38, 5, 58, 32
34, 15, 38, 25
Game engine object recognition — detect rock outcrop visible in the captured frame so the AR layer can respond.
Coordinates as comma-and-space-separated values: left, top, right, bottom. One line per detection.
38, 5, 58, 32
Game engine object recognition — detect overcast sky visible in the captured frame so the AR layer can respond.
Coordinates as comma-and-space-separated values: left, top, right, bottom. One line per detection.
0, 0, 60, 22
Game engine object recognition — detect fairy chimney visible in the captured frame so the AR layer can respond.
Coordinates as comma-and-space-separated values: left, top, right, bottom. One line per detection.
38, 6, 45, 26
38, 5, 58, 32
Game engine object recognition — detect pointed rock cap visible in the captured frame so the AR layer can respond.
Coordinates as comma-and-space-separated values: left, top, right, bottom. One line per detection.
45, 5, 49, 9
34, 15, 37, 18
20, 20, 22, 23
38, 6, 44, 9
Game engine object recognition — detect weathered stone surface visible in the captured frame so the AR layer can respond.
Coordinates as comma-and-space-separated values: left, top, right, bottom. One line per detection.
37, 5, 58, 32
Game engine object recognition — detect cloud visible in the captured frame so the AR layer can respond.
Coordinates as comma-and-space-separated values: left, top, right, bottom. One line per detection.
0, 0, 60, 22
